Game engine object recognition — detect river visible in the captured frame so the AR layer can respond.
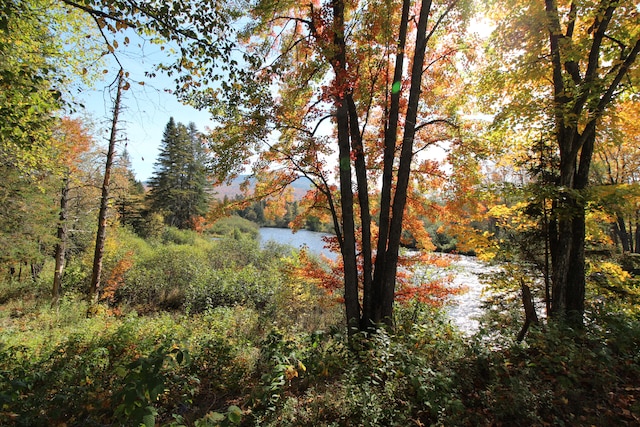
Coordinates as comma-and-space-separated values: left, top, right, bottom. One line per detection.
259, 227, 488, 334
259, 227, 337, 260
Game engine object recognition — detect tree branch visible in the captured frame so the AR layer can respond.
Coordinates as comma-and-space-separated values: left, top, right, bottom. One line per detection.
60, 0, 132, 25
414, 118, 458, 133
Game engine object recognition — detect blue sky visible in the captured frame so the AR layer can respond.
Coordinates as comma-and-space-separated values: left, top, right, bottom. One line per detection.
74, 27, 216, 183
76, 16, 494, 184
81, 78, 214, 183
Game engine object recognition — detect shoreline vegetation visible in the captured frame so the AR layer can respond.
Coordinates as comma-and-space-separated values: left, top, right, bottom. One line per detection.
1, 219, 639, 426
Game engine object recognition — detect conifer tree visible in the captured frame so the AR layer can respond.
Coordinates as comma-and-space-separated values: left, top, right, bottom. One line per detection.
147, 118, 210, 229
113, 148, 145, 230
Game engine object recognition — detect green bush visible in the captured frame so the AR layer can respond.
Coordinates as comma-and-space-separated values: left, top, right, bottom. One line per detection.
185, 264, 279, 313
162, 227, 198, 245
209, 215, 259, 239
118, 243, 213, 310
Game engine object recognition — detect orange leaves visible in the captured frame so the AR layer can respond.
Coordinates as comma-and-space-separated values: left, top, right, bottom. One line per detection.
289, 232, 460, 308
101, 251, 134, 306
394, 252, 459, 307
53, 117, 93, 171
394, 276, 453, 305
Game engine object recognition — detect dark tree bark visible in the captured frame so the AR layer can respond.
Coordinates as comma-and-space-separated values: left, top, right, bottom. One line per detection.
544, 0, 640, 324
369, 0, 412, 329
517, 281, 540, 342
330, 0, 360, 331
326, 0, 447, 330
379, 0, 434, 325
89, 70, 124, 305
614, 214, 631, 253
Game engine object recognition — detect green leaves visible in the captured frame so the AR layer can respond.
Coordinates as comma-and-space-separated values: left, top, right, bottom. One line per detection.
114, 343, 190, 427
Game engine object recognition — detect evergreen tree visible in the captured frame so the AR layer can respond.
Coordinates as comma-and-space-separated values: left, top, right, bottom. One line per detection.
113, 148, 145, 230
147, 118, 210, 229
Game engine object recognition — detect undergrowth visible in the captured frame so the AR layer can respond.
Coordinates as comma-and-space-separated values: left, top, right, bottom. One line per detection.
1, 227, 639, 426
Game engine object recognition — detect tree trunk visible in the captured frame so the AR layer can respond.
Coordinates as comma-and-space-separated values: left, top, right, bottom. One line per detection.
380, 0, 433, 325
629, 211, 640, 254
346, 94, 374, 331
370, 0, 411, 328
517, 281, 539, 342
331, 0, 360, 332
544, 0, 639, 326
89, 70, 123, 305
52, 172, 70, 306
614, 214, 631, 252
549, 130, 591, 324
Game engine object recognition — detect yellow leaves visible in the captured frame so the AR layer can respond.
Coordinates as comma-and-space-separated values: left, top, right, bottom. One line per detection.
488, 202, 539, 232
587, 260, 631, 290
284, 360, 307, 380
585, 208, 615, 247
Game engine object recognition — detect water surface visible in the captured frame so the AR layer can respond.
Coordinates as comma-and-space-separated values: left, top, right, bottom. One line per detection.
258, 228, 489, 333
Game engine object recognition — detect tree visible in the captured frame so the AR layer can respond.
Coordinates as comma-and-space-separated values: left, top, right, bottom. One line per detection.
0, 0, 90, 282
482, 0, 640, 324
0, 165, 59, 281
0, 0, 62, 172
67, 0, 474, 330
51, 117, 93, 304
112, 148, 145, 231
147, 118, 210, 229
206, 0, 472, 331
591, 100, 640, 253
90, 70, 124, 304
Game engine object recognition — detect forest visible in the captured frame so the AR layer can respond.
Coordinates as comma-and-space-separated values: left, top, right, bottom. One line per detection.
1, 0, 639, 425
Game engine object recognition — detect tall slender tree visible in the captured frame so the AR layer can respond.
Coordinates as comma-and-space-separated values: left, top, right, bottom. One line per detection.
90, 70, 124, 304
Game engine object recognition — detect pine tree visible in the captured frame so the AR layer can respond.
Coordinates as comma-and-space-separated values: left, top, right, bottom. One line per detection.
147, 118, 210, 229
113, 148, 145, 230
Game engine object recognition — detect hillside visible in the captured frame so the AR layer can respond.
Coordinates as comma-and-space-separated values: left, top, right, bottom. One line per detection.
209, 175, 313, 200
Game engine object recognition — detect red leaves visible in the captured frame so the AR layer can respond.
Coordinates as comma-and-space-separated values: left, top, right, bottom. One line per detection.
291, 232, 458, 307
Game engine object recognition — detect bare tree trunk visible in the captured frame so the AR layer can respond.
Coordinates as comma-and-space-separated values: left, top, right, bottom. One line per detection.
614, 214, 630, 252
347, 94, 374, 331
633, 213, 639, 253
543, 197, 551, 317
517, 281, 539, 342
89, 70, 124, 305
52, 172, 70, 306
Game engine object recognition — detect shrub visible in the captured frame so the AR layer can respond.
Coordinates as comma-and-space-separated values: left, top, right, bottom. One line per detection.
162, 226, 197, 245
209, 215, 259, 239
118, 243, 214, 310
185, 264, 278, 313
